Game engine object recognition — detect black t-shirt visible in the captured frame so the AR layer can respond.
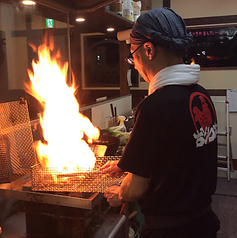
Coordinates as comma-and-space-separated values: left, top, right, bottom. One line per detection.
118, 84, 218, 217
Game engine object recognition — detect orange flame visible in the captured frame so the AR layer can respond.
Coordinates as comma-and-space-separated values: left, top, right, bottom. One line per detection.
25, 41, 100, 175
190, 58, 195, 65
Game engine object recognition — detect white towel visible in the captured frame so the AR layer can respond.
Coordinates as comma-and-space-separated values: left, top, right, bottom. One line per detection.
148, 64, 200, 95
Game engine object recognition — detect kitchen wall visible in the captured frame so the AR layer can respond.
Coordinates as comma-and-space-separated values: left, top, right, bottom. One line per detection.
0, 1, 70, 104
151, 0, 163, 9
170, 1, 237, 87
0, 3, 28, 91
171, 0, 237, 18
90, 94, 132, 129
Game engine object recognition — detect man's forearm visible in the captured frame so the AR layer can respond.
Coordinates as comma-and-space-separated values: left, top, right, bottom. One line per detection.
119, 172, 149, 202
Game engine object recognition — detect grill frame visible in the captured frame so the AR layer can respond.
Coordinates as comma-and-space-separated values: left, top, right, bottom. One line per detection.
0, 100, 37, 183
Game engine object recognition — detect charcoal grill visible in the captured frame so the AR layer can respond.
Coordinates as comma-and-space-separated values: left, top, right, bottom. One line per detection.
0, 171, 128, 238
0, 100, 128, 238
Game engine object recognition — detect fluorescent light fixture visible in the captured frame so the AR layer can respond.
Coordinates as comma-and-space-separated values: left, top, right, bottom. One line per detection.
22, 0, 36, 5
107, 27, 115, 32
76, 17, 85, 22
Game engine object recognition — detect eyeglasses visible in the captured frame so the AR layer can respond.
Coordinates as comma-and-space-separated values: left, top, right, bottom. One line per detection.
125, 44, 143, 65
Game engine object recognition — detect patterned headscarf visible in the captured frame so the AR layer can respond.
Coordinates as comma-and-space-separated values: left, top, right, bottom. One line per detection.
130, 8, 193, 50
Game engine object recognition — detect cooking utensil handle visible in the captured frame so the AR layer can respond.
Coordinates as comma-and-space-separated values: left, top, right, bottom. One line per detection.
110, 103, 115, 117
114, 107, 117, 118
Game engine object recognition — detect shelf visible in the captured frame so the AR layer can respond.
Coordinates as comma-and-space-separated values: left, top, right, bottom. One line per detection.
74, 8, 134, 33
105, 8, 134, 25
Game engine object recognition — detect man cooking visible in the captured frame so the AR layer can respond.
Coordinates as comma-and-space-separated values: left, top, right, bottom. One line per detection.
103, 7, 220, 238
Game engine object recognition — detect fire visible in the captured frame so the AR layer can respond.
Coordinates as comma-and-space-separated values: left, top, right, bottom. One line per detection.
190, 58, 195, 65
25, 40, 100, 175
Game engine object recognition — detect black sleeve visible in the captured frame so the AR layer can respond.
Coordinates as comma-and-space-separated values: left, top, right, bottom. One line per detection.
118, 98, 168, 178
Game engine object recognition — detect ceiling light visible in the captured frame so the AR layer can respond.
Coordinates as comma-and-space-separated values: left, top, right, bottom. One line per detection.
107, 27, 115, 32
76, 17, 85, 22
22, 0, 36, 5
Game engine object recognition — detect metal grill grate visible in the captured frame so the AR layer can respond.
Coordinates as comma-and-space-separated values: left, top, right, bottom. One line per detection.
0, 100, 37, 183
31, 156, 125, 193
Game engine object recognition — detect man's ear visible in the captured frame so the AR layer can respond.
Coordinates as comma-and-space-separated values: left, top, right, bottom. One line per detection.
144, 42, 155, 60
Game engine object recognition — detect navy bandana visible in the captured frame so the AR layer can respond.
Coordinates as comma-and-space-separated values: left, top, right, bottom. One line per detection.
130, 8, 193, 50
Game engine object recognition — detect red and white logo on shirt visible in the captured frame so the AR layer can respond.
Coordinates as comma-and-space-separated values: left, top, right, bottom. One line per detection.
190, 92, 217, 148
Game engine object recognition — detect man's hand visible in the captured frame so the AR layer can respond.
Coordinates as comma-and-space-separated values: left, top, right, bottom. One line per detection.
104, 186, 124, 207
104, 172, 149, 207
100, 161, 124, 177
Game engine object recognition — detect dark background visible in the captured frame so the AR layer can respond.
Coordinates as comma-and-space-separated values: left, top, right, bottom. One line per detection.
184, 26, 237, 68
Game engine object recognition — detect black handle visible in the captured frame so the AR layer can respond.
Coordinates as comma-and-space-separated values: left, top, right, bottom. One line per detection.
110, 103, 115, 117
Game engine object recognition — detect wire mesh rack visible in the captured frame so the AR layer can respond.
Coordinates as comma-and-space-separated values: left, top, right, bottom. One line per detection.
31, 156, 125, 193
0, 100, 37, 183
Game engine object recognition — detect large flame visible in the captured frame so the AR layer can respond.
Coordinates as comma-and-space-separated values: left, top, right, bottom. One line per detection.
25, 41, 100, 174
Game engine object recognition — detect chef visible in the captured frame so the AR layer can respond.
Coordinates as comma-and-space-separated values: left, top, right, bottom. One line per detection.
103, 7, 220, 238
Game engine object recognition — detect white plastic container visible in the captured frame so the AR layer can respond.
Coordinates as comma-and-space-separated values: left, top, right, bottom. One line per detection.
122, 0, 134, 21
133, 1, 141, 22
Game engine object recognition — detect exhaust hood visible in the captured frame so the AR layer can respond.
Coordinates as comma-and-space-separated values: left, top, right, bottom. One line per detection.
35, 0, 119, 13
34, 0, 134, 32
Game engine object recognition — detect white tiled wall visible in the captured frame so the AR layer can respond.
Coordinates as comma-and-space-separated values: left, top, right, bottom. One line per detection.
91, 95, 132, 129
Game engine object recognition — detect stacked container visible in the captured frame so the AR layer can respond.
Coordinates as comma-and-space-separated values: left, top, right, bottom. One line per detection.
109, 1, 141, 22
133, 1, 141, 22
122, 0, 134, 21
